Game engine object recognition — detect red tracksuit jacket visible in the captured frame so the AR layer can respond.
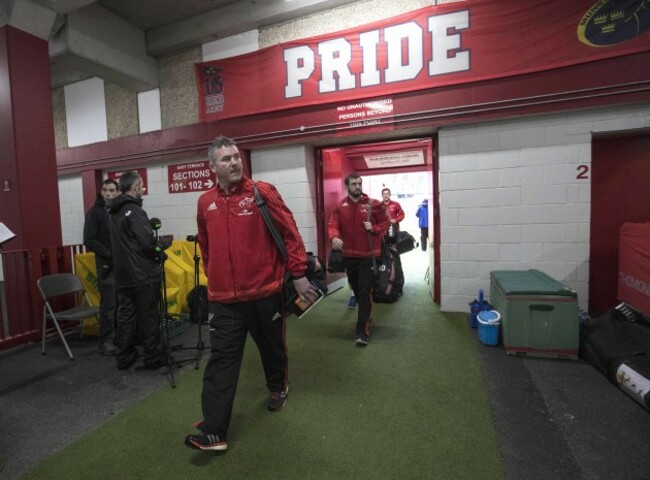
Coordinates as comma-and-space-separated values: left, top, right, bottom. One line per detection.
197, 176, 308, 303
384, 199, 405, 232
327, 194, 391, 258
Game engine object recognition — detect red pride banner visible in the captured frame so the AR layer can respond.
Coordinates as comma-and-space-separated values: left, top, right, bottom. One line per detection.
196, 0, 650, 122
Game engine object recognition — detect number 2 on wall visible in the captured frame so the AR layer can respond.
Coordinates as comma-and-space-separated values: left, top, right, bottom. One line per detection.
576, 165, 589, 180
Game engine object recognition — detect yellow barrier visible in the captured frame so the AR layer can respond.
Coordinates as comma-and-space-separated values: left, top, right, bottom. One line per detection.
74, 241, 207, 336
75, 253, 101, 336
162, 258, 184, 314
169, 239, 208, 286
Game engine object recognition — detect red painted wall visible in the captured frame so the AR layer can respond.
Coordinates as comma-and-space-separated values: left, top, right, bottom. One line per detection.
590, 133, 650, 315
0, 26, 61, 250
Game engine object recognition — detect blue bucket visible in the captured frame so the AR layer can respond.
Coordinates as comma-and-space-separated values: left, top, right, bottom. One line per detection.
477, 310, 501, 346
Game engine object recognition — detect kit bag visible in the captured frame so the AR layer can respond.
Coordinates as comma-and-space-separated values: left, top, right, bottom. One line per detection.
373, 242, 404, 303
395, 230, 418, 254
327, 249, 345, 273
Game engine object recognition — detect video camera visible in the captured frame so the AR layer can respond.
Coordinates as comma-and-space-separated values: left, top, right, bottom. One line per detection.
150, 217, 162, 231
149, 218, 171, 261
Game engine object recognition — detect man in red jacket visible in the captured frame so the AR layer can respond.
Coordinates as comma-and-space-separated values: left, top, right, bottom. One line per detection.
381, 187, 405, 242
328, 173, 391, 345
185, 135, 318, 452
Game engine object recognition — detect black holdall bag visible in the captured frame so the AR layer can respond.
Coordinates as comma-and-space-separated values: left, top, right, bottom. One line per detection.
395, 230, 418, 254
327, 249, 345, 273
253, 184, 328, 316
373, 242, 404, 303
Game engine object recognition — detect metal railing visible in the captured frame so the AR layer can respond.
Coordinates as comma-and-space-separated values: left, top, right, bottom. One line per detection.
0, 244, 85, 352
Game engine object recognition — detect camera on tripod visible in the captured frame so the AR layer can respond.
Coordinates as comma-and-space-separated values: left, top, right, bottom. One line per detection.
149, 218, 172, 261
154, 225, 209, 387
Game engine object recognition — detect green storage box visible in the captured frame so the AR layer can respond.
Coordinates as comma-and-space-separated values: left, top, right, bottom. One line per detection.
490, 270, 579, 360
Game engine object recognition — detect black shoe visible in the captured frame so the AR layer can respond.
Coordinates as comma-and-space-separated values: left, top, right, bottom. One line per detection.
355, 336, 369, 346
99, 342, 117, 356
185, 433, 228, 451
266, 388, 288, 412
116, 352, 137, 370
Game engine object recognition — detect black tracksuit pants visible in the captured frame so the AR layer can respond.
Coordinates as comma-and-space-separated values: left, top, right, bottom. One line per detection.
343, 256, 375, 341
420, 227, 429, 251
114, 281, 162, 369
201, 293, 287, 439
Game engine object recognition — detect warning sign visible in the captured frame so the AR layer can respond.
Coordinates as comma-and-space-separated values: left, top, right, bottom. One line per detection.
335, 97, 394, 130
168, 161, 215, 194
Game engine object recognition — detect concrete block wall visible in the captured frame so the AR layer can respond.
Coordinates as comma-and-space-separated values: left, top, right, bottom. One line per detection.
57, 158, 204, 246
133, 162, 205, 241
438, 104, 650, 312
57, 145, 319, 253
58, 176, 84, 246
251, 145, 319, 254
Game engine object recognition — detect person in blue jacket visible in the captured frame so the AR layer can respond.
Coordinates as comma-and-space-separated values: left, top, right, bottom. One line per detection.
416, 199, 429, 252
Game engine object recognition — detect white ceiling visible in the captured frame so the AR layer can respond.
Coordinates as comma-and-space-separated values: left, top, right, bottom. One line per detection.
97, 0, 243, 31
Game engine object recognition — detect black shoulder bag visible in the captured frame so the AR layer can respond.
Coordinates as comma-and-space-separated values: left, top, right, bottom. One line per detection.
253, 184, 328, 316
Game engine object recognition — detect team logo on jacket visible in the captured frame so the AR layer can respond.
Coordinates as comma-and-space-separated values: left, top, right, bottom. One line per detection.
125, 210, 132, 216
236, 196, 255, 216
239, 196, 254, 208
206, 202, 217, 212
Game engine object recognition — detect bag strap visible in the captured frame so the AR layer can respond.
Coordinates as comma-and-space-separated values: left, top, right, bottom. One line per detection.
253, 183, 289, 262
366, 200, 378, 274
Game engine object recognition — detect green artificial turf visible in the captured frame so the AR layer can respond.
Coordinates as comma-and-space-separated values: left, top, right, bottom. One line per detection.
23, 261, 503, 480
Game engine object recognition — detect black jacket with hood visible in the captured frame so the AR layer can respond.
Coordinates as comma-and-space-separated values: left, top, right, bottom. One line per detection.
108, 194, 161, 288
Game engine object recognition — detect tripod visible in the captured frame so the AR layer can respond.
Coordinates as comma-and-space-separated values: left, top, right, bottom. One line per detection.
168, 235, 207, 370
154, 231, 183, 388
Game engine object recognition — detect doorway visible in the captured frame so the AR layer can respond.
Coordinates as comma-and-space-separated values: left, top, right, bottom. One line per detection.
362, 171, 431, 289
590, 133, 650, 315
318, 137, 438, 303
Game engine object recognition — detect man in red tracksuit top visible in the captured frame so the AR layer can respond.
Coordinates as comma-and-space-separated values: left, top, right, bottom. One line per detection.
185, 135, 318, 452
381, 187, 405, 242
328, 173, 391, 346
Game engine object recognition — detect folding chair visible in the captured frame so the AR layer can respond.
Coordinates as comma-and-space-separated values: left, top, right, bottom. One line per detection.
37, 273, 99, 360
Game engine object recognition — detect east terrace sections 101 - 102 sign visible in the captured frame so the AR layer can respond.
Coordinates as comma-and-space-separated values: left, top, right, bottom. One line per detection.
168, 161, 215, 193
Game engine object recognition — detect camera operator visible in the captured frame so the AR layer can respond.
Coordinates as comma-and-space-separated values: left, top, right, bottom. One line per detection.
108, 171, 168, 370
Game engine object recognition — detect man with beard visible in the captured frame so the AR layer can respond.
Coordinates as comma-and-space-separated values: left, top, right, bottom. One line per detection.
108, 171, 166, 370
83, 179, 119, 355
185, 135, 317, 452
328, 173, 391, 345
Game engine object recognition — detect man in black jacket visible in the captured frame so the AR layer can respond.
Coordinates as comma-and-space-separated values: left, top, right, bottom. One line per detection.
83, 179, 119, 355
108, 171, 166, 370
